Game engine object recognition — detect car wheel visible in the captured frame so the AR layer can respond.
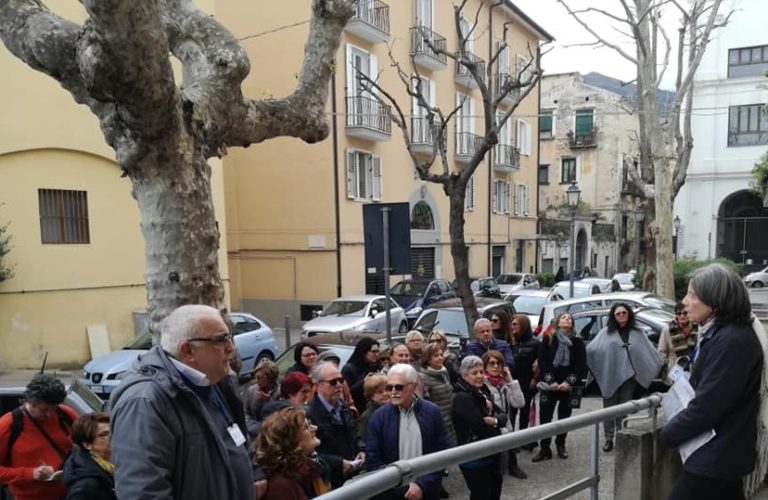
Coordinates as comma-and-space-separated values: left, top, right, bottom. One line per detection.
754, 281, 765, 288
398, 321, 408, 333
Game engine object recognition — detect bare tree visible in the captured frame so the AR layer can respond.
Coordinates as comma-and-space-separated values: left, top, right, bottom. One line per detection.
557, 0, 727, 297
359, 0, 545, 330
0, 0, 355, 329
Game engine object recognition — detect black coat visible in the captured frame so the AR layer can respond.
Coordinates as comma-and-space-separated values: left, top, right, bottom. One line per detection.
660, 321, 763, 479
451, 378, 505, 446
63, 445, 116, 500
306, 395, 362, 488
342, 361, 381, 413
512, 330, 539, 395
538, 333, 587, 385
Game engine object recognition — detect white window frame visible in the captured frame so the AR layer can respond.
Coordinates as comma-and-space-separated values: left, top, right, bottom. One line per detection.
346, 44, 377, 97
414, 0, 433, 29
517, 119, 531, 155
497, 42, 510, 76
572, 108, 596, 133
492, 179, 510, 214
516, 54, 531, 82
346, 149, 382, 202
514, 183, 529, 216
541, 109, 556, 136
560, 155, 581, 184
465, 175, 475, 211
459, 17, 472, 52
497, 111, 512, 146
412, 76, 436, 118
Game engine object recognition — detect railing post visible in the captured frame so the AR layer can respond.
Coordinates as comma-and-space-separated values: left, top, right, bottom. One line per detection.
284, 314, 291, 348
590, 422, 600, 500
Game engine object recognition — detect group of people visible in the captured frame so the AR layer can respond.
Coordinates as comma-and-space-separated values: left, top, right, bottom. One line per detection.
0, 264, 764, 500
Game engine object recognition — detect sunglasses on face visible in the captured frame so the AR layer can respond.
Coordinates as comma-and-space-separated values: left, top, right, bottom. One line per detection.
676, 311, 688, 316
322, 377, 344, 386
385, 383, 406, 392
189, 333, 233, 345
491, 318, 500, 323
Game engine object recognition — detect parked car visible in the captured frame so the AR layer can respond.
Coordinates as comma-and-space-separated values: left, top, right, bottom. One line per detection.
745, 267, 768, 288
81, 312, 278, 398
504, 289, 549, 327
0, 371, 104, 416
412, 297, 515, 340
612, 272, 638, 291
537, 291, 677, 333
301, 295, 408, 338
496, 273, 540, 295
453, 277, 502, 299
546, 281, 602, 302
389, 278, 455, 326
581, 277, 621, 293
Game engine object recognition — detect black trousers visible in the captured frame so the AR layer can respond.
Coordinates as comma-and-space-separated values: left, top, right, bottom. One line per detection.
538, 390, 572, 447
459, 459, 502, 500
667, 469, 744, 500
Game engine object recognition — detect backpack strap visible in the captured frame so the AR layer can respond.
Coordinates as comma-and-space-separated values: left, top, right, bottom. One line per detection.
54, 406, 73, 435
4, 408, 25, 466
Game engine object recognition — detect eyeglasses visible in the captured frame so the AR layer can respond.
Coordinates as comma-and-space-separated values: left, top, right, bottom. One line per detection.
385, 383, 406, 392
614, 311, 628, 316
676, 311, 688, 316
491, 318, 500, 323
321, 377, 344, 386
189, 333, 233, 345
301, 352, 318, 358
486, 360, 501, 367
428, 338, 442, 343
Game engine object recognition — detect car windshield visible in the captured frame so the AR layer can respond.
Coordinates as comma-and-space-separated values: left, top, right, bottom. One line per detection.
125, 330, 153, 350
414, 310, 469, 338
614, 273, 634, 284
497, 275, 522, 285
69, 380, 106, 412
390, 282, 427, 297
511, 295, 547, 315
322, 300, 367, 317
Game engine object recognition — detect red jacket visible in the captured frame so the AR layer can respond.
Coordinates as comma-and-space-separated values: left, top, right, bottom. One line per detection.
0, 404, 77, 500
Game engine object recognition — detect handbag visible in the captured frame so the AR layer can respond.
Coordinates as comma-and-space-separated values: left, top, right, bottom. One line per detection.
528, 399, 537, 427
507, 380, 525, 409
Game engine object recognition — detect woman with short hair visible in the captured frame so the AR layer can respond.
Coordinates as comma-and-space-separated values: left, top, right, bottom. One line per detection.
287, 342, 320, 375
661, 264, 766, 500
405, 330, 425, 369
244, 358, 280, 437
426, 330, 459, 383
420, 343, 456, 446
63, 412, 116, 500
355, 373, 389, 444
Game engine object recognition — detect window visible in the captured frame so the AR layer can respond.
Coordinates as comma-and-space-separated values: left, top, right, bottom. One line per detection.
456, 93, 475, 155
410, 201, 435, 230
496, 111, 512, 146
574, 109, 594, 137
538, 164, 549, 185
346, 149, 382, 201
458, 17, 472, 52
346, 45, 375, 97
561, 157, 577, 184
517, 120, 531, 155
516, 54, 530, 82
540, 110, 554, 139
514, 184, 529, 216
38, 189, 90, 244
728, 104, 768, 147
465, 175, 475, 211
492, 180, 510, 214
414, 0, 433, 29
728, 45, 768, 78
412, 76, 435, 143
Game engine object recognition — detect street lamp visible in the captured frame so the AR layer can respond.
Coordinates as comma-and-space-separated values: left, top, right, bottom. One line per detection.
673, 215, 681, 261
566, 181, 581, 298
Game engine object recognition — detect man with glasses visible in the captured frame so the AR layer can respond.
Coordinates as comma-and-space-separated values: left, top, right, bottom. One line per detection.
463, 318, 515, 371
306, 361, 364, 488
365, 364, 450, 500
110, 305, 260, 500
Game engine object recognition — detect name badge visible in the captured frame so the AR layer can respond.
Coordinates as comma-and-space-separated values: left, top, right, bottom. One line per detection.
227, 424, 246, 447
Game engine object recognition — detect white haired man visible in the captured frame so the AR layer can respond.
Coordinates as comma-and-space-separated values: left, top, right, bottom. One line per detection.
462, 318, 515, 370
110, 305, 262, 500
365, 364, 450, 500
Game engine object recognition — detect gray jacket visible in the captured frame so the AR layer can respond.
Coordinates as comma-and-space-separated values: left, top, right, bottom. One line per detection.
420, 367, 456, 446
109, 347, 252, 500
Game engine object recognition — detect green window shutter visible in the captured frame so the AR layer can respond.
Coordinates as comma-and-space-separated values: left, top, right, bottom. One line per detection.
539, 114, 552, 132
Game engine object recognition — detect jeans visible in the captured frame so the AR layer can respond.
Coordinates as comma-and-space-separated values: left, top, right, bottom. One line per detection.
602, 378, 638, 441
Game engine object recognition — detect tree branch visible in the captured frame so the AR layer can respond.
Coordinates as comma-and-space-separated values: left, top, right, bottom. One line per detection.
558, 0, 638, 64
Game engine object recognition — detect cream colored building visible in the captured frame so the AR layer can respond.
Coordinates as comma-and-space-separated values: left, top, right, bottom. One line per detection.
223, 0, 552, 326
0, 0, 229, 369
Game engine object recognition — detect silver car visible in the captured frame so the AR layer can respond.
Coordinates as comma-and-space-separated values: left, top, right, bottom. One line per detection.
745, 267, 768, 288
497, 273, 540, 295
301, 295, 408, 337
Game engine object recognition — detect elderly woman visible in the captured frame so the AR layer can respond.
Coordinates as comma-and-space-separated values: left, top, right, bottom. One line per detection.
657, 301, 699, 383
426, 330, 459, 383
420, 343, 456, 447
342, 337, 382, 412
452, 355, 506, 500
63, 412, 116, 500
533, 312, 586, 462
244, 359, 280, 437
661, 264, 765, 500
355, 373, 389, 444
256, 407, 331, 499
586, 303, 663, 452
287, 342, 320, 375
405, 330, 425, 370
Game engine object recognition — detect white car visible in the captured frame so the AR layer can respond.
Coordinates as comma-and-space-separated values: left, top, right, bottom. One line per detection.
504, 289, 549, 327
302, 295, 408, 337
546, 281, 602, 302
496, 273, 540, 295
745, 267, 768, 288
612, 272, 638, 291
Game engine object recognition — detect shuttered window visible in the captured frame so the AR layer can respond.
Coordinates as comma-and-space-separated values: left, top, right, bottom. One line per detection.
346, 149, 382, 201
38, 189, 90, 244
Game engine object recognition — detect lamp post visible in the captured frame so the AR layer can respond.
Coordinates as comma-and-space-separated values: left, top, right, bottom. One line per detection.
673, 215, 681, 261
566, 181, 581, 298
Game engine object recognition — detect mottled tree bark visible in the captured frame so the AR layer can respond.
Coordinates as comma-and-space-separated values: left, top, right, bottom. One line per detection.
0, 0, 355, 328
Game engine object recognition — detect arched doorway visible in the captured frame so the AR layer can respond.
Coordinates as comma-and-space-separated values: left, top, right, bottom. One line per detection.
575, 228, 588, 273
717, 190, 768, 270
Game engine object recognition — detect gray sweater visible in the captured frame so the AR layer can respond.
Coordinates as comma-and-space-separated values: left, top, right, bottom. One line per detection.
420, 367, 456, 446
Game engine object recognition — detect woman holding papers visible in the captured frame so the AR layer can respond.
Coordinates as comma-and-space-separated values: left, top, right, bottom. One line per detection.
660, 264, 764, 500
586, 303, 663, 453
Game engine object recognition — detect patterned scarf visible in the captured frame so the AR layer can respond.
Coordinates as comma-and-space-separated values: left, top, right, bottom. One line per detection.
552, 330, 573, 367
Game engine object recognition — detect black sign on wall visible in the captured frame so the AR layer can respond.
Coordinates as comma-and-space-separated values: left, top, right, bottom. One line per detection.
362, 203, 412, 275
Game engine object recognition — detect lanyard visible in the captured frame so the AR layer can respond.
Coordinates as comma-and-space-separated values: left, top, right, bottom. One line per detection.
176, 368, 233, 426
684, 344, 698, 371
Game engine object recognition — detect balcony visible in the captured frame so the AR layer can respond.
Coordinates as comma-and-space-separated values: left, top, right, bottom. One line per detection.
493, 144, 520, 173
494, 73, 520, 107
455, 52, 485, 89
411, 117, 447, 156
346, 95, 392, 142
455, 131, 483, 164
410, 26, 448, 71
345, 0, 389, 44
567, 127, 598, 148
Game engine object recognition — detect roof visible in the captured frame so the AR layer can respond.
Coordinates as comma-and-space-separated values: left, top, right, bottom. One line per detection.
582, 72, 675, 116
502, 1, 554, 43
0, 370, 75, 389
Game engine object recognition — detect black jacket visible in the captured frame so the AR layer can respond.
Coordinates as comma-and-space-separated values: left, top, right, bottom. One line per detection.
63, 445, 116, 500
342, 361, 381, 413
306, 395, 362, 488
451, 378, 506, 446
512, 330, 539, 395
538, 333, 587, 385
660, 321, 762, 479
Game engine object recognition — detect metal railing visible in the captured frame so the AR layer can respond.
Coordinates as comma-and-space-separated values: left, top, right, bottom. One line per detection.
567, 127, 598, 148
495, 72, 521, 102
317, 394, 663, 500
410, 26, 448, 64
456, 51, 486, 80
455, 131, 483, 157
351, 0, 390, 35
494, 143, 520, 170
346, 95, 392, 134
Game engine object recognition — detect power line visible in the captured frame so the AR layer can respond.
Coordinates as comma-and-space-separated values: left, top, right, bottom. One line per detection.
239, 19, 310, 42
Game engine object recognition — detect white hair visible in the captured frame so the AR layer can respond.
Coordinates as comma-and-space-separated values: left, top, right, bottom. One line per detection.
311, 361, 338, 384
474, 318, 491, 330
460, 355, 484, 375
388, 363, 417, 383
159, 305, 220, 357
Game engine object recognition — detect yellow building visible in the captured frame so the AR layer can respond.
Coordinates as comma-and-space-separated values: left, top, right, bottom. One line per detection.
222, 0, 552, 326
0, 0, 229, 369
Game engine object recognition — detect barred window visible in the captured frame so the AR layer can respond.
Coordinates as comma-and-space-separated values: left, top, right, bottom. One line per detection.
38, 189, 90, 244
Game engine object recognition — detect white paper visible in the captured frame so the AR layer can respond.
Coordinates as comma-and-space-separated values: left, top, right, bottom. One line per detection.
662, 370, 716, 463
